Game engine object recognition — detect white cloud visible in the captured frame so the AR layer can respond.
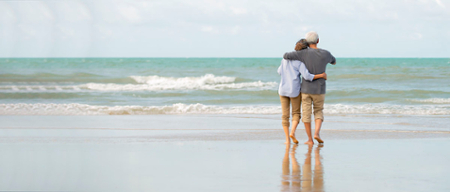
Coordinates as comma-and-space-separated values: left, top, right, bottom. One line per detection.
17, 24, 37, 40
53, 1, 92, 22
14, 1, 54, 22
116, 4, 141, 23
57, 26, 75, 39
230, 7, 247, 15
0, 2, 17, 23
410, 33, 423, 40
95, 25, 114, 39
0, 0, 449, 57
200, 26, 218, 33
435, 0, 446, 8
230, 25, 240, 35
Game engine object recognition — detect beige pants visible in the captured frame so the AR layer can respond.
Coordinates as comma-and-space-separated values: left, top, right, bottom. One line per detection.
280, 94, 301, 127
301, 94, 325, 123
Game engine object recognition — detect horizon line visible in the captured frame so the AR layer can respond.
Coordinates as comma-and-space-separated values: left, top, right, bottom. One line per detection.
0, 57, 449, 59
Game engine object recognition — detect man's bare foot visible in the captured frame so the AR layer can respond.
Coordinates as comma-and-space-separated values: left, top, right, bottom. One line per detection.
285, 140, 291, 144
314, 136, 324, 144
304, 140, 314, 145
290, 135, 299, 144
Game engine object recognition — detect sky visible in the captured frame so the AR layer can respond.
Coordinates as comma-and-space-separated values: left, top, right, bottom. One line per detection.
0, 0, 449, 58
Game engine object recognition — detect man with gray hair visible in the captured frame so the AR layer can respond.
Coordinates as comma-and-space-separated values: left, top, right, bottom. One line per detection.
283, 31, 336, 145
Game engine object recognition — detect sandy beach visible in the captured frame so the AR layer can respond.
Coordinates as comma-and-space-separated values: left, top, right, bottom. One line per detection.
1, 0, 449, 190
1, 115, 449, 191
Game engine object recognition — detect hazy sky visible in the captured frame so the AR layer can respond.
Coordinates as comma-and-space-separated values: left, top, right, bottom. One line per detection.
0, 0, 449, 58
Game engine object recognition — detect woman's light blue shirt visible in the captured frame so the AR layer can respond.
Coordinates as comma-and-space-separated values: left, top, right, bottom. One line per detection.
277, 59, 315, 97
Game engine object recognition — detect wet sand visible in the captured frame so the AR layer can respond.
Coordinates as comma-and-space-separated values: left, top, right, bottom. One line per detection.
0, 115, 449, 191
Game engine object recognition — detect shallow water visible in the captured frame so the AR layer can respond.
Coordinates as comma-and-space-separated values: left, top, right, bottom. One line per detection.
1, 58, 449, 115
1, 138, 449, 191
0, 114, 448, 191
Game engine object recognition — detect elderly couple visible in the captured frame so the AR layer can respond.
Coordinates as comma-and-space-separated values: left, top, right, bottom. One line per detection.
277, 31, 336, 145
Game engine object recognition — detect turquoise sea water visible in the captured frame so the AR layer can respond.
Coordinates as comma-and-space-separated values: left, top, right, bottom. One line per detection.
0, 58, 449, 115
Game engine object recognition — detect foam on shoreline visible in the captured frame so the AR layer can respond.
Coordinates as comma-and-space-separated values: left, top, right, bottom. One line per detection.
1, 103, 449, 115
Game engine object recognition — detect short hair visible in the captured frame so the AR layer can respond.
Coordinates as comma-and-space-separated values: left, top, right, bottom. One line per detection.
305, 31, 319, 44
295, 39, 309, 51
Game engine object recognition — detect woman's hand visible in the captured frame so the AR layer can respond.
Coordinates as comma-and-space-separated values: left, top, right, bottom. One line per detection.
312, 72, 327, 80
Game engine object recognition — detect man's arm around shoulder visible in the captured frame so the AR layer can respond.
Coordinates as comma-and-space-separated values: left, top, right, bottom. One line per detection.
283, 51, 301, 61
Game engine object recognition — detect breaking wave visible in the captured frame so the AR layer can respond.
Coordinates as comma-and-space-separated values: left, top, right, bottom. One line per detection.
81, 81, 276, 91
1, 103, 449, 115
130, 74, 236, 85
0, 103, 280, 115
0, 74, 277, 91
408, 98, 450, 104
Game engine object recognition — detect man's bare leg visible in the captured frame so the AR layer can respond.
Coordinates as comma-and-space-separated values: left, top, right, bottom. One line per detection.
313, 119, 324, 143
301, 144, 313, 191
303, 122, 314, 145
289, 120, 299, 144
313, 144, 324, 191
283, 125, 290, 144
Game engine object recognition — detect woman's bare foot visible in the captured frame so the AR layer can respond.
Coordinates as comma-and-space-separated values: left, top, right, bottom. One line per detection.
304, 140, 314, 145
285, 139, 291, 144
290, 134, 299, 144
314, 135, 324, 144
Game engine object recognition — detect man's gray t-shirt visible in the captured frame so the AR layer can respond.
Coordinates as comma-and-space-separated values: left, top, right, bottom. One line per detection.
283, 48, 335, 94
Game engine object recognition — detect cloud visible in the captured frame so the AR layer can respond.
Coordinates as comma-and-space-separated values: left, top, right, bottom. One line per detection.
116, 4, 141, 23
230, 7, 247, 15
230, 25, 240, 35
0, 0, 449, 57
53, 1, 92, 22
435, 0, 446, 8
0, 2, 16, 23
410, 33, 423, 40
13, 1, 54, 22
201, 26, 214, 32
95, 25, 114, 39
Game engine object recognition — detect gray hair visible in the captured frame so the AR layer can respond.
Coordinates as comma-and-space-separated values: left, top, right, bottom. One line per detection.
305, 31, 319, 44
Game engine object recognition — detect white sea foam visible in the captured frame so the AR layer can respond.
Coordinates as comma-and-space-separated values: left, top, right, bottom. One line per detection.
81, 81, 276, 91
408, 98, 450, 104
1, 103, 449, 115
0, 74, 277, 91
131, 74, 236, 85
104, 74, 277, 91
325, 104, 450, 115
0, 103, 281, 115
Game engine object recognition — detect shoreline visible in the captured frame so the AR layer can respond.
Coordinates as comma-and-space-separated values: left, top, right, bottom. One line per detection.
0, 114, 449, 191
0, 114, 449, 143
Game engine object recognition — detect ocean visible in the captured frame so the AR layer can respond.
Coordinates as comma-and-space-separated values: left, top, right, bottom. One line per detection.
0, 58, 449, 116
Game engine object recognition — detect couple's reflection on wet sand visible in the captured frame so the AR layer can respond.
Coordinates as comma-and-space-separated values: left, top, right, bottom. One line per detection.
281, 144, 324, 192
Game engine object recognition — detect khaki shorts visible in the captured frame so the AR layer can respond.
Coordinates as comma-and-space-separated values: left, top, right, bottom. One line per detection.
279, 94, 301, 127
301, 94, 325, 123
